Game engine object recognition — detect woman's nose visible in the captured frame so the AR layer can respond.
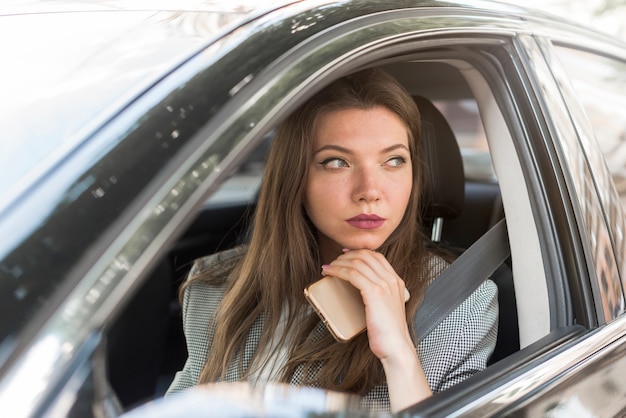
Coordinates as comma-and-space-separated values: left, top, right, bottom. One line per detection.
353, 167, 382, 202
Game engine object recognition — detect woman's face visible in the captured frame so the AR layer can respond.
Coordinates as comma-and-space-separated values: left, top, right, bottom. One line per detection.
304, 106, 413, 263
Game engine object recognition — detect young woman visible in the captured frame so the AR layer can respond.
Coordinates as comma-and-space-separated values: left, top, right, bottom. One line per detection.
167, 68, 498, 413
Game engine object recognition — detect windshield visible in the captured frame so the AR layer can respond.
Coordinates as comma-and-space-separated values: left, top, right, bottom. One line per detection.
0, 4, 275, 362
0, 5, 262, 216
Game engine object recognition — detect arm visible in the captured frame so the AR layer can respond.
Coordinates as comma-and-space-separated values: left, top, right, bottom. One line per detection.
321, 249, 432, 412
419, 279, 499, 392
378, 344, 432, 411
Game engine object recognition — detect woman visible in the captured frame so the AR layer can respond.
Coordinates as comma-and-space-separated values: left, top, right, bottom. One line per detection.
167, 68, 498, 413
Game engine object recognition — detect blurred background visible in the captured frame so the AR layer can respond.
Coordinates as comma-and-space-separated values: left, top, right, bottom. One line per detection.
501, 0, 626, 41
4, 0, 626, 43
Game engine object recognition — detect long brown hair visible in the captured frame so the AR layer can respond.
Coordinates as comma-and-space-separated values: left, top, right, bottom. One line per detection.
188, 68, 432, 394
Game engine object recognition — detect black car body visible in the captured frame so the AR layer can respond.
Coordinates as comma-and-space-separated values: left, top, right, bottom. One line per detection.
1, 0, 626, 416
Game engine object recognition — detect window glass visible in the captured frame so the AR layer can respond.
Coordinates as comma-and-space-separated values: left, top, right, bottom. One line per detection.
553, 47, 626, 206
553, 45, 626, 314
434, 99, 495, 182
205, 133, 270, 207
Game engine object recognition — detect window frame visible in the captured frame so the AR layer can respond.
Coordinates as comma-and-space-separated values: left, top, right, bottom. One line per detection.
536, 37, 626, 323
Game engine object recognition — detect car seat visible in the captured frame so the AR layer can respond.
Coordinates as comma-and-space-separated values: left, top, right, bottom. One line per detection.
413, 95, 520, 364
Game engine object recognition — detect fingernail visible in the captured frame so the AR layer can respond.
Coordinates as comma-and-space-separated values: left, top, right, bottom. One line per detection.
342, 248, 350, 253
404, 288, 411, 302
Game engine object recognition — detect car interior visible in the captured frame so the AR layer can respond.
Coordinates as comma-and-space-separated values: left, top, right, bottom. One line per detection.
104, 57, 552, 410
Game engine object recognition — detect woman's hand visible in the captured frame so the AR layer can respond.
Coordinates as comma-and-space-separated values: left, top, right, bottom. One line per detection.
321, 249, 432, 411
322, 249, 409, 359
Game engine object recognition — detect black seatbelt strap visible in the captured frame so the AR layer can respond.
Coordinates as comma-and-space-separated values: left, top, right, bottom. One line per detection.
413, 218, 509, 341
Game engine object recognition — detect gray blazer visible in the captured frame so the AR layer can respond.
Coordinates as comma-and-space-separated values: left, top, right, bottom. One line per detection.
167, 246, 498, 412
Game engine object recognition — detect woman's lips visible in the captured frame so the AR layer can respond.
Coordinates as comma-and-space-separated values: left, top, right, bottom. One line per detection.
346, 214, 385, 229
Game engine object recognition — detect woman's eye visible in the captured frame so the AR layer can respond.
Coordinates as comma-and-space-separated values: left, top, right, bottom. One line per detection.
320, 158, 349, 169
385, 156, 407, 167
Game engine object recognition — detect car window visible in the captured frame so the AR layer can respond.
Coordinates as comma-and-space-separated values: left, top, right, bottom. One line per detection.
205, 133, 271, 207
434, 99, 495, 183
552, 47, 626, 208
552, 46, 626, 300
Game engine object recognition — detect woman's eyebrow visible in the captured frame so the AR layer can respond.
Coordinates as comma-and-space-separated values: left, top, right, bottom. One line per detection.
382, 144, 410, 153
314, 144, 409, 154
313, 144, 351, 154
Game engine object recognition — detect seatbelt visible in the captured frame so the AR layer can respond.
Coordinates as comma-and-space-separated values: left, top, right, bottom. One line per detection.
413, 218, 509, 341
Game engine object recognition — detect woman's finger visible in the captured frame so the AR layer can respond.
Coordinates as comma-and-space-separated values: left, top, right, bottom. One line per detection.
322, 249, 407, 303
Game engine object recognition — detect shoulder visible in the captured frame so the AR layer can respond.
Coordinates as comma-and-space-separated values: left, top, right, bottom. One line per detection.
189, 245, 248, 279
181, 245, 248, 321
422, 253, 451, 283
418, 279, 498, 391
437, 279, 498, 333
461, 279, 498, 316
167, 246, 249, 395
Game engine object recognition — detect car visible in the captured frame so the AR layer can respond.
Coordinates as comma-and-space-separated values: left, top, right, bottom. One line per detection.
2, 0, 626, 416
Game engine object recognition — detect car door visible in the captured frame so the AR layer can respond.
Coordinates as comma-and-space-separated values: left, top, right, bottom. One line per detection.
83, 4, 611, 416
183, 4, 624, 416
139, 4, 607, 415
490, 24, 626, 417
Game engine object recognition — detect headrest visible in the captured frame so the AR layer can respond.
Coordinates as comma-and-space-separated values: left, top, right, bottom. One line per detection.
414, 96, 464, 221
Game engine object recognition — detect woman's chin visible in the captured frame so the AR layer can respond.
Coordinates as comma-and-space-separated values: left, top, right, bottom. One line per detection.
341, 239, 385, 251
